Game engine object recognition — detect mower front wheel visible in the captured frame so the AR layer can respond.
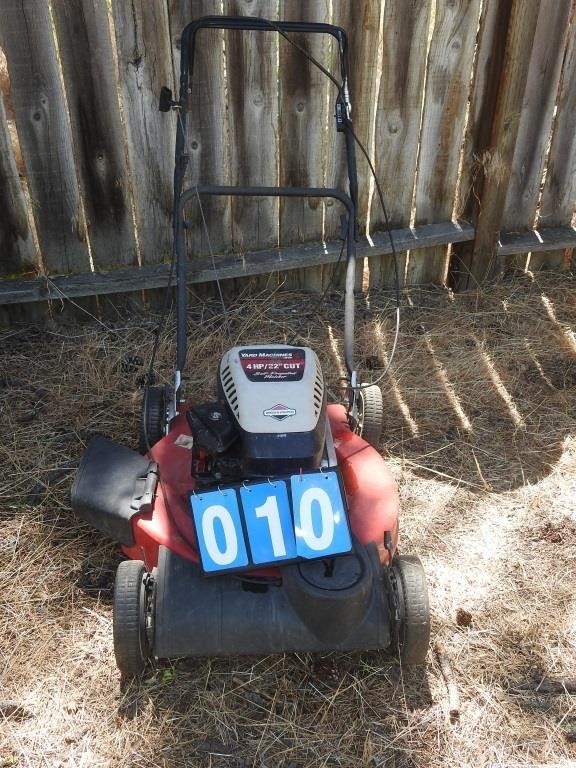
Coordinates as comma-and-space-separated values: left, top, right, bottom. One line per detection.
388, 554, 430, 665
113, 560, 152, 676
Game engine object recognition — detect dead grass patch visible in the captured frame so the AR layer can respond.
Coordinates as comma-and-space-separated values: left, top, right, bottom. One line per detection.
1, 272, 575, 767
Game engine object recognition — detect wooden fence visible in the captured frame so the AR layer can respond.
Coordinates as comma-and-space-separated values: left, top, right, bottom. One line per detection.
0, 0, 575, 317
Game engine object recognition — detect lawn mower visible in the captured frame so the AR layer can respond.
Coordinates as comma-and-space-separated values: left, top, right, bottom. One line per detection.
71, 16, 430, 676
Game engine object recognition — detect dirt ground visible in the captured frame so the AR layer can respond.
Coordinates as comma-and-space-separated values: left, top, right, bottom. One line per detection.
1, 272, 575, 767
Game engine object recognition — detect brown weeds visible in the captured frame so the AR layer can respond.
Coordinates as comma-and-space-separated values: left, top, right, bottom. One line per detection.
1, 272, 575, 767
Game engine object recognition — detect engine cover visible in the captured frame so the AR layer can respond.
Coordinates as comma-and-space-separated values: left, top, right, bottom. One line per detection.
219, 345, 326, 475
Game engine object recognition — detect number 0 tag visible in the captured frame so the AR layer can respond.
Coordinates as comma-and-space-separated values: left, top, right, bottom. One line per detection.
290, 472, 352, 559
191, 489, 249, 573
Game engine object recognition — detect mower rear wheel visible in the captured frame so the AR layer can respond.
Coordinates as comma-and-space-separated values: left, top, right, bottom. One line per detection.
389, 554, 430, 665
356, 384, 383, 447
138, 386, 167, 454
113, 560, 151, 676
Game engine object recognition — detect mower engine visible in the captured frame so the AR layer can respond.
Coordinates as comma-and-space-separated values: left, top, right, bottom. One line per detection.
188, 345, 328, 481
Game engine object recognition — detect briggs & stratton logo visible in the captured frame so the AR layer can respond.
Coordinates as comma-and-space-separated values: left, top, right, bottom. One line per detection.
263, 404, 296, 421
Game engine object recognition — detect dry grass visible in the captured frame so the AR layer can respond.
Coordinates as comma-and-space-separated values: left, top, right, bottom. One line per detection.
1, 272, 576, 768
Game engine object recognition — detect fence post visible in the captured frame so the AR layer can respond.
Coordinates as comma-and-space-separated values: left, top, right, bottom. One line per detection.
450, 0, 540, 289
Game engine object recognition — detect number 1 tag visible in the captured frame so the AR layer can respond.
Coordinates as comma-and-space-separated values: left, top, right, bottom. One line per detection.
240, 481, 296, 564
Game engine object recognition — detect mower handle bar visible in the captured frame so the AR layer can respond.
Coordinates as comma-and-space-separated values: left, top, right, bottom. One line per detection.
178, 185, 354, 220
181, 17, 348, 48
176, 185, 356, 381
176, 16, 356, 233
172, 17, 360, 402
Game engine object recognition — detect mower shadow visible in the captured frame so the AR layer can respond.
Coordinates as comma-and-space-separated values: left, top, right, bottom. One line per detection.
355, 282, 576, 498
117, 652, 433, 768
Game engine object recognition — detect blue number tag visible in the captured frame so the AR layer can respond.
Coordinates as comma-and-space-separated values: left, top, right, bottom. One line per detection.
190, 489, 249, 573
290, 472, 352, 559
240, 481, 297, 565
190, 471, 352, 574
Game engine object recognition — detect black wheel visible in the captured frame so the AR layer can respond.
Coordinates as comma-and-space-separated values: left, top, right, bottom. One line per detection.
138, 386, 167, 454
113, 560, 152, 676
388, 554, 430, 665
356, 384, 383, 447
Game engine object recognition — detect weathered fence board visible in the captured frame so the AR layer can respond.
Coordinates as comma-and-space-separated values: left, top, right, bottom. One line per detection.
501, 0, 573, 270
0, 95, 35, 274
323, 1, 352, 248
51, 0, 137, 269
408, 0, 481, 286
111, 0, 174, 265
532, 0, 576, 271
320, 2, 356, 291
450, 0, 512, 288
498, 225, 576, 256
1, 0, 576, 317
347, 0, 381, 231
0, 220, 474, 305
322, 0, 380, 292
0, 0, 90, 274
278, 0, 330, 291
347, 0, 383, 291
224, 0, 279, 259
369, 0, 432, 290
458, 0, 541, 283
7, 212, 574, 307
171, 1, 232, 266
